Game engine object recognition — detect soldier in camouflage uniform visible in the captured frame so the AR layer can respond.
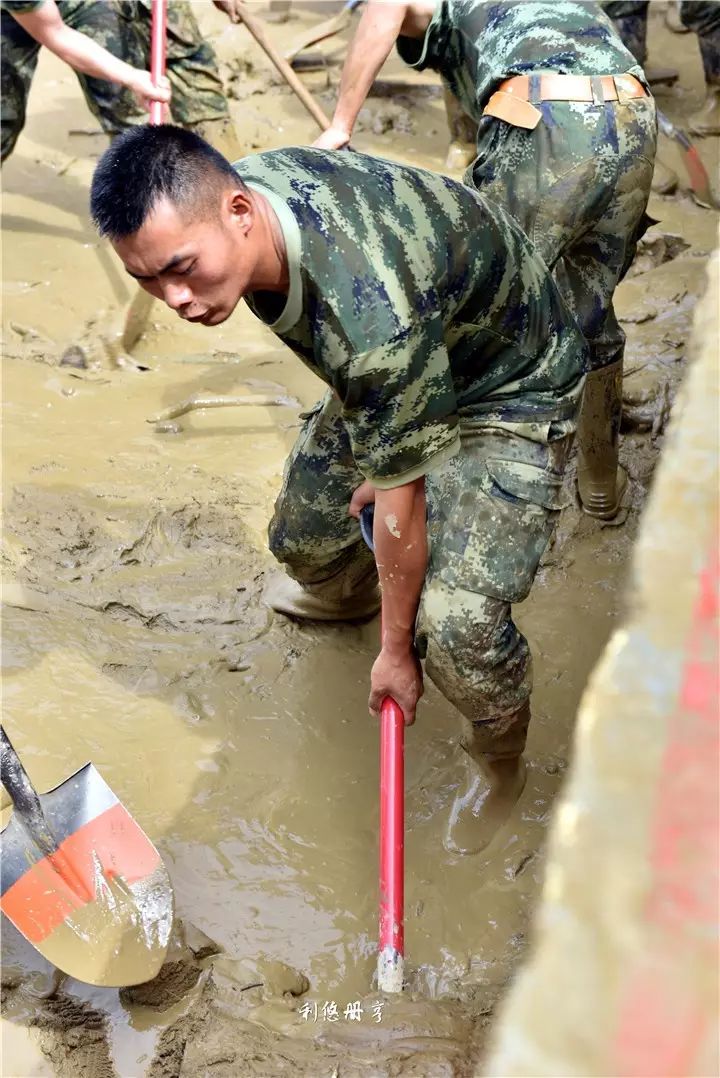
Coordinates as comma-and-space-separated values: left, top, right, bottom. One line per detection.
90, 126, 588, 854
1, 0, 241, 162
315, 0, 657, 523
603, 1, 720, 136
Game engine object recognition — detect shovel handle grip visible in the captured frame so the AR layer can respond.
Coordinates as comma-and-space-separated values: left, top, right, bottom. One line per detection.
0, 726, 56, 857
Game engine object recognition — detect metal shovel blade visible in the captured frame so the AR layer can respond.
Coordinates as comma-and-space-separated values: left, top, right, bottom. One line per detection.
1, 760, 173, 987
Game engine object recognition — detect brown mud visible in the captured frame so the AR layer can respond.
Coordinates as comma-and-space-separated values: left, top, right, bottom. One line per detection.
1, 4, 718, 1076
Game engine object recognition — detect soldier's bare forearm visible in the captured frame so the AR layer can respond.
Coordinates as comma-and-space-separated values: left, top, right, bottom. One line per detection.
373, 477, 427, 652
13, 1, 139, 88
330, 1, 408, 137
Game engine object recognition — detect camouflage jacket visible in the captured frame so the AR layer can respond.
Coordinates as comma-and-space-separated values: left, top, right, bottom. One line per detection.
232, 148, 586, 489
397, 0, 643, 121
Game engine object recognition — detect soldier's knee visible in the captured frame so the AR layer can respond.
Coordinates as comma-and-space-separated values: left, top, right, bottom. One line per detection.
267, 509, 293, 566
418, 579, 532, 721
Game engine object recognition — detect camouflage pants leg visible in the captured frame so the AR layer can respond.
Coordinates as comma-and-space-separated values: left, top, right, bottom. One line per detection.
680, 0, 720, 82
119, 0, 231, 127
601, 1, 649, 65
64, 1, 145, 138
268, 391, 378, 596
270, 393, 573, 750
417, 419, 572, 749
1, 9, 40, 162
468, 95, 656, 371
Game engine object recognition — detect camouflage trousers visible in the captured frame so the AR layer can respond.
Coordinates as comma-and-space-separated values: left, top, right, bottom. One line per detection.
1, 0, 231, 164
269, 391, 576, 749
467, 92, 656, 373
603, 2, 720, 82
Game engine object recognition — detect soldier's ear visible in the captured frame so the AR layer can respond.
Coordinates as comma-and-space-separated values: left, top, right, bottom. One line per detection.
226, 187, 253, 235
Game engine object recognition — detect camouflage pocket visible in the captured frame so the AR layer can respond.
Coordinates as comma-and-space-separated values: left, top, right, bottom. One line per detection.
436, 457, 562, 603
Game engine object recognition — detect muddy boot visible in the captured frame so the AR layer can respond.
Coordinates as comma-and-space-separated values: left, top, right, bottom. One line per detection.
688, 83, 720, 138
265, 561, 380, 622
665, 1, 688, 33
189, 117, 243, 161
445, 703, 530, 856
442, 87, 477, 171
576, 359, 628, 520
651, 156, 679, 195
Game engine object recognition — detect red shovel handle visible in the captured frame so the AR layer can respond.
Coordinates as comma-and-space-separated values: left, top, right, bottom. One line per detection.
377, 695, 404, 992
149, 0, 167, 125
358, 506, 405, 992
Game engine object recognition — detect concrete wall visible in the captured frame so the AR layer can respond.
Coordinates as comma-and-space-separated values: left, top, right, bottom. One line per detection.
484, 254, 719, 1077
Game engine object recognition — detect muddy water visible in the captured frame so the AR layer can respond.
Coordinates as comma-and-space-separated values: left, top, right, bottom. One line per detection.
2, 4, 718, 1076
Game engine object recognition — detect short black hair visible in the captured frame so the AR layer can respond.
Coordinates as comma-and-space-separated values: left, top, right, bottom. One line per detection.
90, 124, 244, 239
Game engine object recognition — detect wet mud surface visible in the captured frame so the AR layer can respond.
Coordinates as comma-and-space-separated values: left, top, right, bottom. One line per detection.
1, 4, 718, 1076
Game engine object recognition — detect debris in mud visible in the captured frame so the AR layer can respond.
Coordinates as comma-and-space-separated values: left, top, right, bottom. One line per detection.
626, 230, 691, 277
59, 344, 88, 369
357, 103, 414, 136
618, 304, 658, 324
120, 960, 204, 1011
257, 958, 310, 1000
1, 980, 115, 1078
148, 391, 300, 430
120, 921, 221, 1010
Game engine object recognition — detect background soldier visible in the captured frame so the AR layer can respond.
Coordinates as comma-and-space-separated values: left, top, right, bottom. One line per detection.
314, 0, 657, 523
603, 1, 720, 137
1, 0, 242, 162
1, 0, 170, 162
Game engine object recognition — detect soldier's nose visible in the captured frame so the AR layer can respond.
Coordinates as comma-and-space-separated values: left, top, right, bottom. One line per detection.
163, 281, 192, 311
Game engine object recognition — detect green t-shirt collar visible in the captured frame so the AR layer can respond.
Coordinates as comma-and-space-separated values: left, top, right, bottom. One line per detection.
244, 180, 303, 334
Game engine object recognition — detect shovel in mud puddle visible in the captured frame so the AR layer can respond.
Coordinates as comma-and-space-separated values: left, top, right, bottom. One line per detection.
0, 726, 173, 987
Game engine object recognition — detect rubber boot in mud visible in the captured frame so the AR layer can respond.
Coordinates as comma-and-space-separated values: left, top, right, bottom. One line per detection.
576, 358, 628, 520
665, 0, 689, 33
189, 117, 244, 161
688, 82, 720, 138
442, 87, 477, 172
445, 703, 530, 856
265, 562, 381, 622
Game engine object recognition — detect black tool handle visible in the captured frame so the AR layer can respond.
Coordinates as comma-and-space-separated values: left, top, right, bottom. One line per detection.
0, 726, 56, 857
359, 503, 375, 553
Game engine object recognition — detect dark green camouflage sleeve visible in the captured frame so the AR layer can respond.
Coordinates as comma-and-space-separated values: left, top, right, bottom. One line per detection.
337, 314, 461, 488
1, 0, 48, 11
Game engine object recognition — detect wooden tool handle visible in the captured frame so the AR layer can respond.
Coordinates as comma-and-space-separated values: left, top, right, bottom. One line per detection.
0, 726, 56, 856
235, 2, 331, 132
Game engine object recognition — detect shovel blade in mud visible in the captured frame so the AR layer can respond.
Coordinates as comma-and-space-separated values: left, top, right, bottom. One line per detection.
1, 729, 173, 988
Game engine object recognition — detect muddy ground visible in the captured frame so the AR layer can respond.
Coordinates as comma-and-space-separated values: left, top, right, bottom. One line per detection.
1, 4, 718, 1076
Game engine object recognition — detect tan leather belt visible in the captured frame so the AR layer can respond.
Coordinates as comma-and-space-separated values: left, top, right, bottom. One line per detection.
483, 73, 648, 130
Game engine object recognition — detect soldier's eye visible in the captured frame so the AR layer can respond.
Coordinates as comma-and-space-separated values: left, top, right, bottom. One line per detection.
179, 261, 196, 276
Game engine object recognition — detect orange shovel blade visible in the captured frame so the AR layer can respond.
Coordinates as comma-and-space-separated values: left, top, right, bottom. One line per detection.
1, 764, 173, 987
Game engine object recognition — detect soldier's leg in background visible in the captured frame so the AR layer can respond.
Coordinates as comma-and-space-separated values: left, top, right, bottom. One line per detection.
157, 0, 243, 158
555, 95, 655, 519
601, 1, 650, 64
442, 87, 477, 172
602, 1, 678, 84
418, 421, 573, 854
681, 1, 720, 137
68, 0, 146, 138
1, 11, 41, 163
266, 391, 380, 622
